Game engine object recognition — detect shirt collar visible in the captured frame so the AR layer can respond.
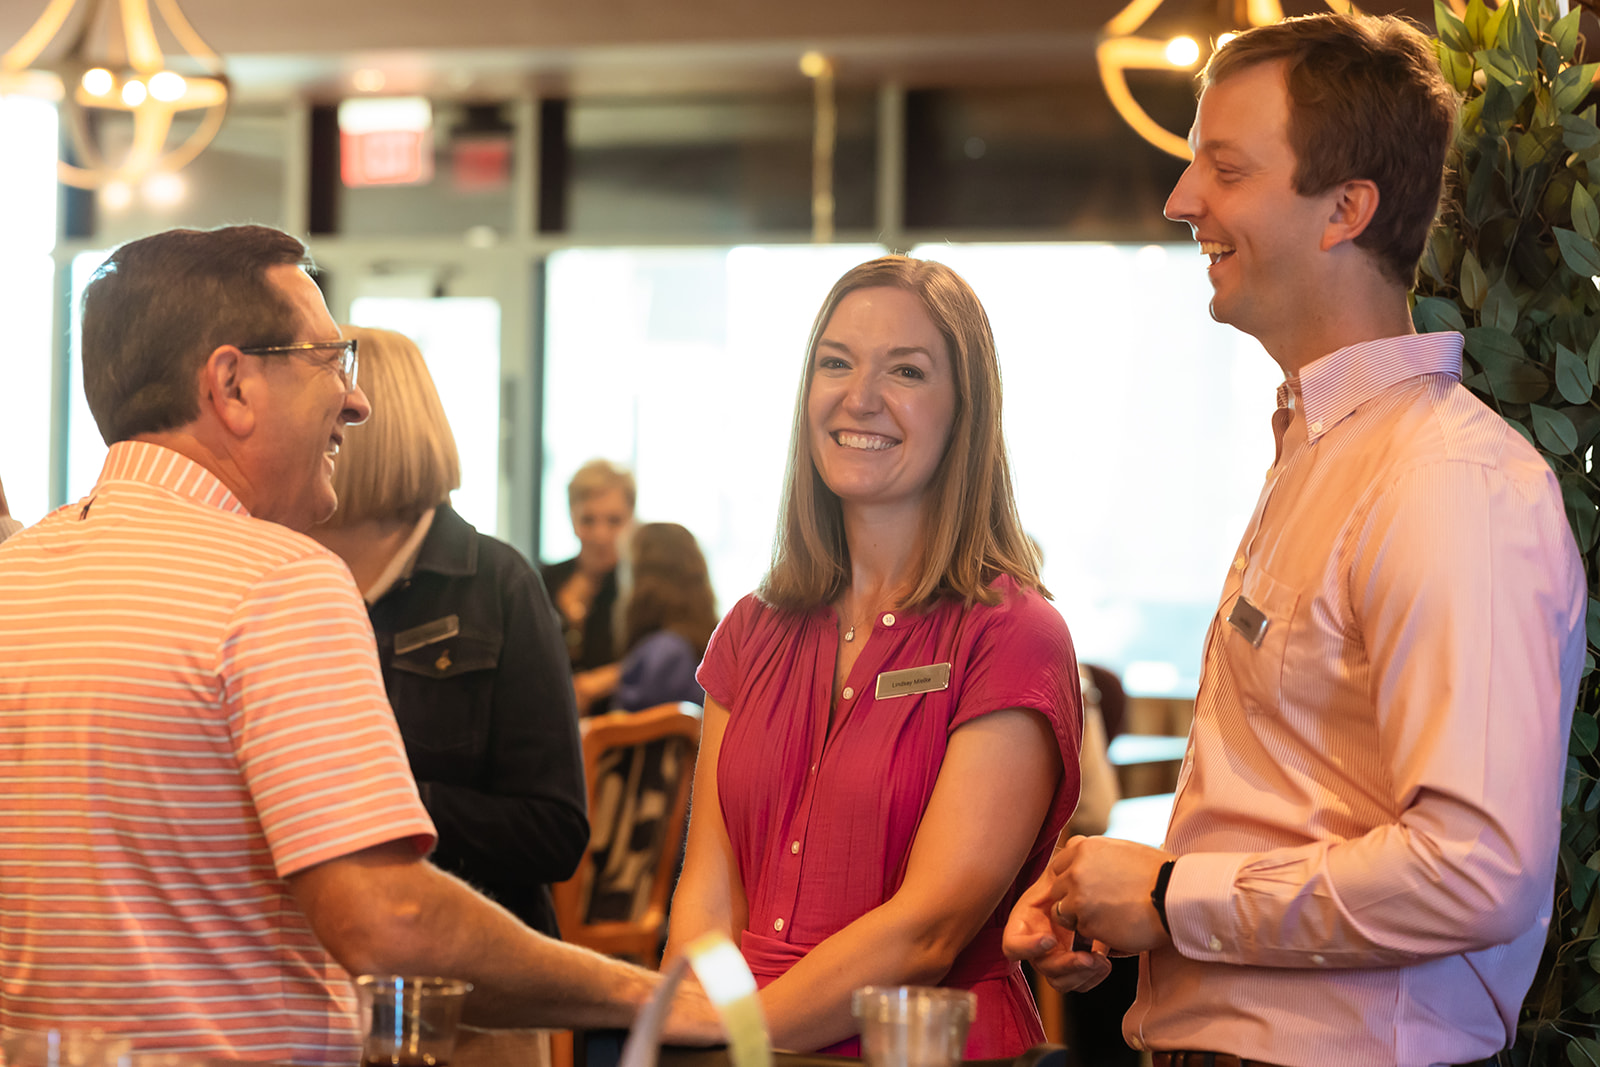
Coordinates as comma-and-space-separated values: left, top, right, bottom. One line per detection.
363, 508, 436, 605
411, 502, 478, 578
95, 441, 249, 516
1277, 332, 1464, 444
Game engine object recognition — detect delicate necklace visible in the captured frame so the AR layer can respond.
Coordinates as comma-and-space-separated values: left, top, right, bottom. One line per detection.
844, 625, 855, 642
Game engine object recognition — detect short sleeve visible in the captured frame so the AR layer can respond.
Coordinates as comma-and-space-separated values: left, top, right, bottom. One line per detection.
223, 552, 436, 878
948, 585, 1083, 849
948, 586, 1079, 738
696, 593, 762, 709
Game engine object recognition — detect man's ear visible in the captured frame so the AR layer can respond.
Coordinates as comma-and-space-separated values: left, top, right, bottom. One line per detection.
1320, 179, 1380, 252
200, 345, 256, 438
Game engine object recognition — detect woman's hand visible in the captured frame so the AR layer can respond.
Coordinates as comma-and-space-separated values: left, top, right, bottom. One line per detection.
1002, 863, 1113, 992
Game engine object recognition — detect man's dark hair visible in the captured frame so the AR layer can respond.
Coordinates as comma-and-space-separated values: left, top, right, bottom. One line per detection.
81, 225, 313, 444
1203, 13, 1459, 287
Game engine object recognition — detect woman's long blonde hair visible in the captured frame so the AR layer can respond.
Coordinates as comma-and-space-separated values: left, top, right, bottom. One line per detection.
757, 256, 1044, 611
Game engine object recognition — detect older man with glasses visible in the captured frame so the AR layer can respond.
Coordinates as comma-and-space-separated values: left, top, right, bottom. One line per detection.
0, 225, 719, 1064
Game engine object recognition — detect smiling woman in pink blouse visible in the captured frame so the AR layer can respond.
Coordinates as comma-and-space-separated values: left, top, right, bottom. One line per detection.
664, 256, 1093, 1056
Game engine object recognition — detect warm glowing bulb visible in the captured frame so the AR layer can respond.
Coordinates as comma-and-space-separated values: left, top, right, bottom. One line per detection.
81, 68, 113, 97
148, 71, 187, 102
142, 171, 185, 207
351, 68, 386, 92
798, 51, 832, 78
1217, 31, 1239, 48
121, 79, 148, 106
1165, 36, 1202, 68
100, 181, 133, 210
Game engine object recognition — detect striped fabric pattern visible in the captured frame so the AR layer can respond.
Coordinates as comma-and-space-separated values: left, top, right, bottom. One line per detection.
1127, 333, 1586, 1065
0, 441, 436, 1064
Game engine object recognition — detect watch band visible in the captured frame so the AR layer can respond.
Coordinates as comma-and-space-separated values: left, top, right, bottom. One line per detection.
1151, 858, 1176, 934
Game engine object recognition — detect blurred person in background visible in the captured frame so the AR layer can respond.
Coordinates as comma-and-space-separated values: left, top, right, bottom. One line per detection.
543, 459, 635, 713
611, 521, 716, 712
310, 325, 588, 943
665, 255, 1097, 1056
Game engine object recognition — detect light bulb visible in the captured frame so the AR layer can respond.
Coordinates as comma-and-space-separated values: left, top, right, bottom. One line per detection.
149, 72, 187, 102
121, 79, 148, 106
101, 181, 133, 210
351, 69, 386, 93
1165, 36, 1201, 68
81, 68, 113, 97
1217, 32, 1239, 49
142, 171, 186, 207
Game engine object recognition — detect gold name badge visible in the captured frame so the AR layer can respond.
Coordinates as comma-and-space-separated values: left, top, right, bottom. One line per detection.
875, 662, 953, 699
394, 614, 461, 655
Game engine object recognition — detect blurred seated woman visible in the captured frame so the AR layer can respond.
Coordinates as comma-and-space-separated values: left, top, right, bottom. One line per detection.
664, 256, 1082, 1056
542, 460, 636, 713
310, 326, 587, 938
612, 522, 716, 712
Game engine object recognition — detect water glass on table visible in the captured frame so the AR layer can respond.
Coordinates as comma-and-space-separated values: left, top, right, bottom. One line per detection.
355, 974, 473, 1067
851, 986, 976, 1067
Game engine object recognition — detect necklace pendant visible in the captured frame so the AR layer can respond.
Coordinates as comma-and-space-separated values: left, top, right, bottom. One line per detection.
844, 626, 855, 642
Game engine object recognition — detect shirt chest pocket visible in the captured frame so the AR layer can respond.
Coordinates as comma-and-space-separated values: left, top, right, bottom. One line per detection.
387, 631, 501, 758
1220, 566, 1300, 716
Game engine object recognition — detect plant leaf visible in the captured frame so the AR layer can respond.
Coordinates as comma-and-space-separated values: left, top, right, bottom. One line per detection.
1482, 0, 1510, 51
1577, 184, 1600, 244
1413, 295, 1467, 334
1555, 226, 1600, 277
1470, 330, 1549, 403
1566, 476, 1600, 550
1555, 63, 1600, 115
1578, 712, 1600, 755
1483, 277, 1518, 333
1553, 5, 1583, 64
1533, 403, 1580, 453
1461, 249, 1489, 309
1564, 111, 1600, 152
1436, 42, 1476, 95
1557, 342, 1593, 403
1588, 329, 1600, 385
1436, 0, 1473, 52
1477, 49, 1524, 88
1466, 0, 1491, 46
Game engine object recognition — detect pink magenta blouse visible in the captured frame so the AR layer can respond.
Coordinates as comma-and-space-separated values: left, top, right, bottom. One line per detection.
697, 574, 1082, 1056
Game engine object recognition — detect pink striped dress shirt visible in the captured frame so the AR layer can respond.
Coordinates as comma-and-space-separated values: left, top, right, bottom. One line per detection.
0, 441, 437, 1064
1125, 333, 1586, 1066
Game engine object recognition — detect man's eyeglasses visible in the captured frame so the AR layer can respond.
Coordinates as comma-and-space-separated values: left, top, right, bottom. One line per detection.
236, 338, 359, 390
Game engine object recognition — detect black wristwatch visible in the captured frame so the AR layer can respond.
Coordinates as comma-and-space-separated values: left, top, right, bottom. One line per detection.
1151, 859, 1176, 934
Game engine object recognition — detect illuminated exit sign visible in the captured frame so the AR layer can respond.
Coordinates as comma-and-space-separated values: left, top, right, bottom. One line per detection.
338, 97, 433, 187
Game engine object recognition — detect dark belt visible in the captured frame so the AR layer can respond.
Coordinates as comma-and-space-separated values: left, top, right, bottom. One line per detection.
1152, 1054, 1278, 1067
1155, 1053, 1500, 1067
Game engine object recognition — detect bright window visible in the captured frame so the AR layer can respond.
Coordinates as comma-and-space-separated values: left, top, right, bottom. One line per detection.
349, 297, 503, 536
0, 95, 59, 524
541, 244, 882, 598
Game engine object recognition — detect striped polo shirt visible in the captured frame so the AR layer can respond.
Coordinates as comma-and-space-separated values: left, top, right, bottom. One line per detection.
0, 441, 437, 1063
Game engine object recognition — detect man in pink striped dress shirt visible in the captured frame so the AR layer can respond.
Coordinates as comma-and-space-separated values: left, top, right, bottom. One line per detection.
0, 225, 718, 1062
1008, 14, 1586, 1067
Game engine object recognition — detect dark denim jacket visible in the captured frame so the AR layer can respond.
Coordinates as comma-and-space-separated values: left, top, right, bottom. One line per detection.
369, 504, 588, 937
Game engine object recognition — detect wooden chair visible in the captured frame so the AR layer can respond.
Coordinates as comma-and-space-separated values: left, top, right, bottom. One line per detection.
553, 701, 702, 968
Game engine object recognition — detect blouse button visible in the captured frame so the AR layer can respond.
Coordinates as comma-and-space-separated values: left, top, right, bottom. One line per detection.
842, 686, 854, 700
791, 840, 800, 854
882, 613, 895, 626
774, 918, 785, 932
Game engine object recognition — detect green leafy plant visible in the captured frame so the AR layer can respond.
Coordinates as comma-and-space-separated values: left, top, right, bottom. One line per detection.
1415, 1, 1600, 1061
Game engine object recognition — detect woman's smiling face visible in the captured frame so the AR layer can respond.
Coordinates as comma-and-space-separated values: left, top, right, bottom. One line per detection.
806, 285, 957, 515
